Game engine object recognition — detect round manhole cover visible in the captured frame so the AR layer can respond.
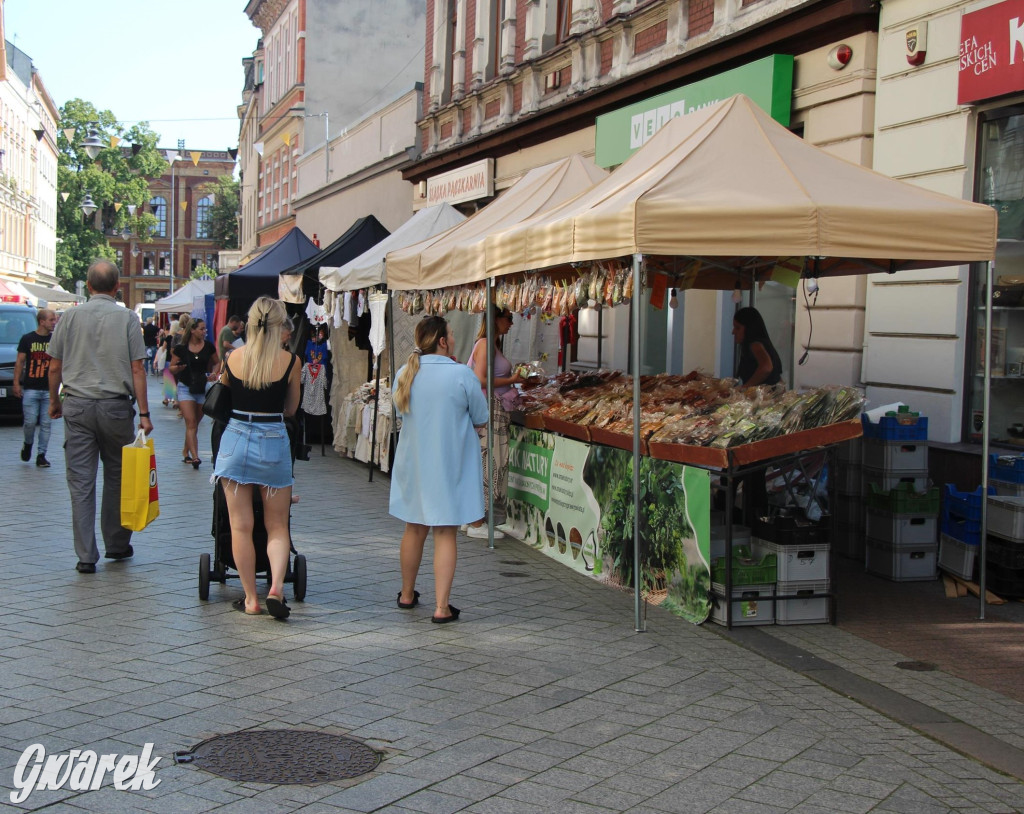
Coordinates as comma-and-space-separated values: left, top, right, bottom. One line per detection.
895, 661, 937, 672
175, 730, 381, 784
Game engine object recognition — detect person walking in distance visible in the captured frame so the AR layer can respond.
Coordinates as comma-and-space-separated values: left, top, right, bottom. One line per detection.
218, 315, 243, 363
13, 308, 57, 467
47, 260, 152, 574
390, 316, 488, 623
142, 316, 159, 375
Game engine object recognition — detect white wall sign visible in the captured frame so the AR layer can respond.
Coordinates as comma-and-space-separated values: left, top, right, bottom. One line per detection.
426, 158, 493, 206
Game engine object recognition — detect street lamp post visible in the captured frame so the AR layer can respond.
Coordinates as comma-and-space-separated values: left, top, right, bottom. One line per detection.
166, 151, 180, 294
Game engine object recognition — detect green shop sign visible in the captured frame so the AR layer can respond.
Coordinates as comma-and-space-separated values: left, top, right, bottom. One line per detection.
594, 54, 794, 168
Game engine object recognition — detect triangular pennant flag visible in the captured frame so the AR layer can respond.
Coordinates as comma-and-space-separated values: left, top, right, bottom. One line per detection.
113, 202, 122, 212
110, 135, 121, 149
63, 128, 76, 142
127, 204, 137, 216
180, 201, 188, 212
282, 134, 291, 147
190, 151, 202, 166
61, 192, 70, 202
253, 142, 264, 157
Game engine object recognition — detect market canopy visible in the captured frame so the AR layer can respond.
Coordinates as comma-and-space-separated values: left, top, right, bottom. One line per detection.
320, 204, 466, 292
215, 227, 320, 301
478, 94, 997, 288
19, 281, 84, 308
153, 278, 215, 313
279, 215, 390, 298
386, 154, 608, 291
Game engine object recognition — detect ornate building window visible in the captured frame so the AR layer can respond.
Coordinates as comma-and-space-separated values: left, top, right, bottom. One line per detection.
196, 195, 213, 239
149, 196, 167, 237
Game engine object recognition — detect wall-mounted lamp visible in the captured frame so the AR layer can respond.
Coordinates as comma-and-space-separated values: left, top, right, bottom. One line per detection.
418, 180, 427, 198
827, 44, 853, 70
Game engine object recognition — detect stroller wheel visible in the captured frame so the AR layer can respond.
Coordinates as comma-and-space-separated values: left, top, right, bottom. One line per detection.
293, 554, 307, 602
199, 553, 211, 601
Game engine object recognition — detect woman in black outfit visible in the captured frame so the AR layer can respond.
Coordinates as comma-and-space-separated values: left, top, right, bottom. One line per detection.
170, 319, 219, 468
733, 306, 783, 386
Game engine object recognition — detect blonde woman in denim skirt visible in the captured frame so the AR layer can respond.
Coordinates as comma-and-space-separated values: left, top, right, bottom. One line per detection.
213, 297, 301, 619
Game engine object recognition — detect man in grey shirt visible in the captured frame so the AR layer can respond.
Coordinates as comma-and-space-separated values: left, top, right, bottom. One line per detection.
48, 259, 153, 574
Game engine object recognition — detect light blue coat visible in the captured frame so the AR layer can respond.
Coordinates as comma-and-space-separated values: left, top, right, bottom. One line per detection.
389, 355, 489, 526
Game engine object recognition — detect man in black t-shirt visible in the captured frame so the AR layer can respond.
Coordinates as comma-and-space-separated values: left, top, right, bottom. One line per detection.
142, 317, 159, 375
14, 308, 57, 467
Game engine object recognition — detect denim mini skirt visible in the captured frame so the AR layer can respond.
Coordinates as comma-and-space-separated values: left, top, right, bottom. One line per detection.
213, 418, 292, 489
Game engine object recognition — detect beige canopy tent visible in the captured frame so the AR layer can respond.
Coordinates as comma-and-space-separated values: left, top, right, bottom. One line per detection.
386, 154, 608, 291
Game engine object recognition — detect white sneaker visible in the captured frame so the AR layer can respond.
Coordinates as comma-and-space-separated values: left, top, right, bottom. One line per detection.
466, 525, 504, 539
494, 523, 516, 535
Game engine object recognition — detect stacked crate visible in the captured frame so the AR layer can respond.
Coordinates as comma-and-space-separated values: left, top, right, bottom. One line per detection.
986, 455, 1024, 598
862, 411, 938, 581
938, 484, 990, 581
709, 544, 776, 626
834, 438, 864, 560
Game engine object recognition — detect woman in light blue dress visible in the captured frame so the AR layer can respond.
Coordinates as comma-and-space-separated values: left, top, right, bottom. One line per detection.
390, 315, 488, 623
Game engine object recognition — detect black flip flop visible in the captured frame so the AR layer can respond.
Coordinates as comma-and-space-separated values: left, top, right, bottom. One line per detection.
231, 598, 263, 615
431, 605, 460, 624
265, 595, 290, 620
397, 590, 420, 609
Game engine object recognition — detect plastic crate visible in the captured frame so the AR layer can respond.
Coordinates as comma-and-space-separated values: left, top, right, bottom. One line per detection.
752, 515, 830, 546
709, 524, 750, 561
986, 535, 1024, 569
991, 478, 1024, 497
865, 508, 938, 547
938, 532, 978, 580
863, 467, 929, 493
862, 439, 928, 472
987, 495, 1024, 541
865, 538, 938, 582
776, 579, 830, 625
943, 484, 995, 522
710, 583, 775, 626
989, 454, 1024, 484
941, 513, 982, 546
710, 547, 777, 586
984, 563, 1024, 598
865, 482, 940, 515
861, 413, 928, 441
753, 540, 830, 582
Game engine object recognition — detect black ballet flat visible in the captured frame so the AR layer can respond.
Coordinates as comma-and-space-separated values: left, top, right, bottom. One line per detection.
397, 590, 420, 609
431, 605, 460, 624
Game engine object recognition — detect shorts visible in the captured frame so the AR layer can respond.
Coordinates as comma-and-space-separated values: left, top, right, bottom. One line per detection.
213, 418, 293, 490
177, 381, 207, 404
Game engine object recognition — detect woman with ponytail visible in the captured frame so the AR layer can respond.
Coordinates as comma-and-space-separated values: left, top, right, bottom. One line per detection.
390, 316, 488, 623
213, 297, 301, 619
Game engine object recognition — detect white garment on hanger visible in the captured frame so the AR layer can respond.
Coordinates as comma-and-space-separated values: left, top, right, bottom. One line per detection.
368, 292, 388, 360
305, 299, 328, 326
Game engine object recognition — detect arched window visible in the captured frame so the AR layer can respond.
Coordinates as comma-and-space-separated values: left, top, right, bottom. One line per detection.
149, 196, 167, 237
196, 195, 213, 239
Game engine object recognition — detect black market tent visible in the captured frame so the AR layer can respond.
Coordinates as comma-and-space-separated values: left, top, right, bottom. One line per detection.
279, 215, 391, 300
215, 226, 320, 324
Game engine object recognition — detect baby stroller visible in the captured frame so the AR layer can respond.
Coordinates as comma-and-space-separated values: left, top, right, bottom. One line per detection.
198, 418, 307, 602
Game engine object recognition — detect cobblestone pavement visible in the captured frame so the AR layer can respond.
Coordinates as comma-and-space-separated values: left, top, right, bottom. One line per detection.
1, 378, 1022, 813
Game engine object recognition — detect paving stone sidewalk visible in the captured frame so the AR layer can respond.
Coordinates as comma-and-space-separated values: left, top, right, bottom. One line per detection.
0, 378, 1022, 813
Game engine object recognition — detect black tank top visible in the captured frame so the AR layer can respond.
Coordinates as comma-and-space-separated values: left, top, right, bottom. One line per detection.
227, 353, 297, 413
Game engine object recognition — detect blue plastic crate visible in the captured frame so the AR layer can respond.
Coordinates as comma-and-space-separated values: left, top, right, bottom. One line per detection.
989, 454, 1024, 484
861, 413, 928, 442
942, 483, 995, 523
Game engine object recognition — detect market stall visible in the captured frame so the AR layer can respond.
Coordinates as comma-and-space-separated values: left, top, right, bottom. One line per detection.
388, 94, 998, 628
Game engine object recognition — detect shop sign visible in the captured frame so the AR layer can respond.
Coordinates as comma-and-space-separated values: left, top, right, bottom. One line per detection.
958, 0, 1024, 104
425, 158, 493, 206
594, 54, 794, 168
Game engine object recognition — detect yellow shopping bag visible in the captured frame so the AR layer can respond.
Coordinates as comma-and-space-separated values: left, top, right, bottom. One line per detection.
121, 429, 159, 531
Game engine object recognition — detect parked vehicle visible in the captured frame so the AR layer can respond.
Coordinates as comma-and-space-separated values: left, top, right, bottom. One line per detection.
0, 302, 39, 416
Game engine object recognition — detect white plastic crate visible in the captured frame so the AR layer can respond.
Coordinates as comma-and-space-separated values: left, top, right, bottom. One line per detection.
710, 524, 751, 561
863, 467, 929, 493
991, 478, 1024, 498
709, 583, 774, 626
938, 532, 977, 581
987, 495, 1024, 542
865, 538, 938, 582
862, 439, 928, 472
754, 540, 830, 582
864, 508, 938, 547
776, 579, 830, 625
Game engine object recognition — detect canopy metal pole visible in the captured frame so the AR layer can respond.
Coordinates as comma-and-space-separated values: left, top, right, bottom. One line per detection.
368, 345, 383, 483
631, 253, 644, 633
980, 260, 994, 619
387, 290, 398, 478
597, 305, 603, 368
485, 282, 496, 549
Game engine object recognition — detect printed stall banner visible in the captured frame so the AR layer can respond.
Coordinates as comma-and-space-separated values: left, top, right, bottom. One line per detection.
505, 426, 712, 624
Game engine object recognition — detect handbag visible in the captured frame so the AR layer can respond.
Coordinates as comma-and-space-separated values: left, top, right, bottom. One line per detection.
120, 429, 159, 531
202, 380, 233, 423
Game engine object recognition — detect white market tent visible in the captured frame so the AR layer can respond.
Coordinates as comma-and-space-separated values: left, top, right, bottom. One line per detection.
386, 94, 1000, 627
153, 279, 215, 314
386, 154, 608, 290
319, 203, 466, 292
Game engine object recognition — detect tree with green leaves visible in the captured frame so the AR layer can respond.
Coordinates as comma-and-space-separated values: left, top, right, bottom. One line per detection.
201, 175, 240, 250
57, 98, 167, 288
190, 264, 217, 281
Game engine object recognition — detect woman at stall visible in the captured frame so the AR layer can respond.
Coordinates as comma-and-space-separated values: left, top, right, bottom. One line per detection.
733, 306, 783, 386
466, 305, 524, 539
214, 297, 301, 619
390, 316, 488, 623
170, 318, 219, 468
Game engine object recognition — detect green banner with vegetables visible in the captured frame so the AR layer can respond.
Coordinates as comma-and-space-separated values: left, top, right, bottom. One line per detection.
505, 426, 711, 624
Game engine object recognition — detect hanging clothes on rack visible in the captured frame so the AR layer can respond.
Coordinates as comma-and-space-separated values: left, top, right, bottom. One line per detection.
301, 362, 329, 416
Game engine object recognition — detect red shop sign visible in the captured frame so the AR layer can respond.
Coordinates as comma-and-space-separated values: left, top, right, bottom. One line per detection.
959, 0, 1024, 104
